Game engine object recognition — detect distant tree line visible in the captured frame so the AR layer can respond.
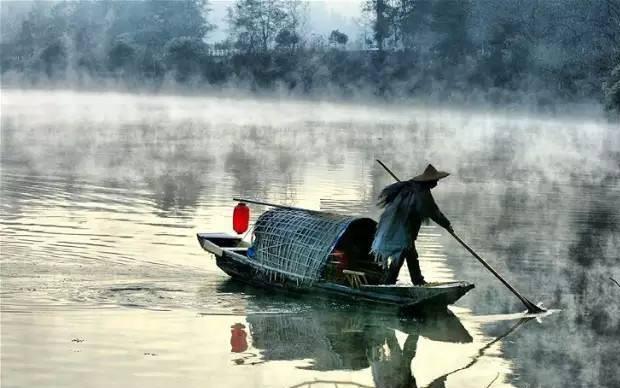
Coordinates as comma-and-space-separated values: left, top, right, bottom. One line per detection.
1, 0, 619, 113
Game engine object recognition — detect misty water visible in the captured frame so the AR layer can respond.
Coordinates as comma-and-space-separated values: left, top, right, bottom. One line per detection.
1, 89, 619, 388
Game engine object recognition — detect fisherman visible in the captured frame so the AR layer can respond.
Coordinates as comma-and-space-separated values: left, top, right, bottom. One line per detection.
371, 164, 453, 285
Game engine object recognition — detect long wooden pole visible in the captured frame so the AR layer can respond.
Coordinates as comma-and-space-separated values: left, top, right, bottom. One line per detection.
232, 197, 314, 212
448, 231, 545, 313
375, 159, 546, 313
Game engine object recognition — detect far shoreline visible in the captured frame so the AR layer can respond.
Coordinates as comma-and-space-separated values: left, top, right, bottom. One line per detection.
1, 84, 613, 123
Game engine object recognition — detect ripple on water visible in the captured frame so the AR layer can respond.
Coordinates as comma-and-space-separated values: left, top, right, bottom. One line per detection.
2, 91, 619, 388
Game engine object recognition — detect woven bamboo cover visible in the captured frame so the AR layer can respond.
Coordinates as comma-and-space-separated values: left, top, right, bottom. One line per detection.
251, 208, 357, 284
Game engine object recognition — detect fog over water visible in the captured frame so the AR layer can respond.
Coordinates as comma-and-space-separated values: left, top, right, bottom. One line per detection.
1, 89, 619, 387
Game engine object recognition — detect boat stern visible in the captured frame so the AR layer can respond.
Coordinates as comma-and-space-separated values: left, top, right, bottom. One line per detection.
196, 233, 249, 258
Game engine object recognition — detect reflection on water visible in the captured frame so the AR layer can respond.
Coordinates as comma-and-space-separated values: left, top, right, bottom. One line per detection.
218, 281, 527, 387
246, 309, 477, 388
1, 90, 619, 387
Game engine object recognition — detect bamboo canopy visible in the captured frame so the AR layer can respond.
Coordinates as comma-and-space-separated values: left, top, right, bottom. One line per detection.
251, 208, 371, 284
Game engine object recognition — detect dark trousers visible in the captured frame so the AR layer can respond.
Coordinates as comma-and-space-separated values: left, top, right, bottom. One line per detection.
385, 245, 425, 285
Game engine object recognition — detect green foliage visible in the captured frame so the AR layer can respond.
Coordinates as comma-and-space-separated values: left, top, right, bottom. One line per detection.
227, 0, 300, 53
107, 0, 212, 49
362, 0, 433, 51
1, 0, 212, 83
398, 0, 432, 50
328, 30, 348, 46
163, 37, 208, 82
371, 0, 390, 51
482, 20, 530, 89
1, 0, 619, 108
604, 62, 620, 114
430, 0, 471, 66
108, 37, 137, 73
36, 40, 67, 77
275, 29, 300, 51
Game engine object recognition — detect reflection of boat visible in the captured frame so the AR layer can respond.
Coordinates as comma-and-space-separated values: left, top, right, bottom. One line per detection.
247, 309, 472, 368
214, 278, 472, 345
198, 207, 473, 313
244, 308, 472, 388
241, 302, 532, 388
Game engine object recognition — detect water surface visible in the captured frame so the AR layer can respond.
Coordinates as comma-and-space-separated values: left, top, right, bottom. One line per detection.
1, 90, 619, 387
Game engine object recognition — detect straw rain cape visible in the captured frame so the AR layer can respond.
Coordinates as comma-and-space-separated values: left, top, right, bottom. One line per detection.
371, 180, 449, 267
371, 180, 419, 267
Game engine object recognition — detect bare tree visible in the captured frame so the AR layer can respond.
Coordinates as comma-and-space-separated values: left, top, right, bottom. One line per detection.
227, 0, 306, 53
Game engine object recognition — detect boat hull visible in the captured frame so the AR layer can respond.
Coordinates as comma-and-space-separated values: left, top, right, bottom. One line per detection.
198, 232, 474, 313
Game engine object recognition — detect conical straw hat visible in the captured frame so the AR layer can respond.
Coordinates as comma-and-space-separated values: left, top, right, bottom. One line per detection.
412, 164, 450, 182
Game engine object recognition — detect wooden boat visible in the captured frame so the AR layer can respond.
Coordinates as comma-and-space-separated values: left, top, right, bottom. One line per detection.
197, 206, 473, 313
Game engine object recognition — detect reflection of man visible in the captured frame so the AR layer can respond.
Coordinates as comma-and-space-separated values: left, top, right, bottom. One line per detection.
230, 323, 248, 353
367, 327, 419, 388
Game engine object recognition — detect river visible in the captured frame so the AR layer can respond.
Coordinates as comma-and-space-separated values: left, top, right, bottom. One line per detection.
1, 89, 618, 388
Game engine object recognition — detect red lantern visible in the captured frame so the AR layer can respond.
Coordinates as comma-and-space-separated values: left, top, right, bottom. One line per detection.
230, 323, 248, 353
233, 202, 250, 234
